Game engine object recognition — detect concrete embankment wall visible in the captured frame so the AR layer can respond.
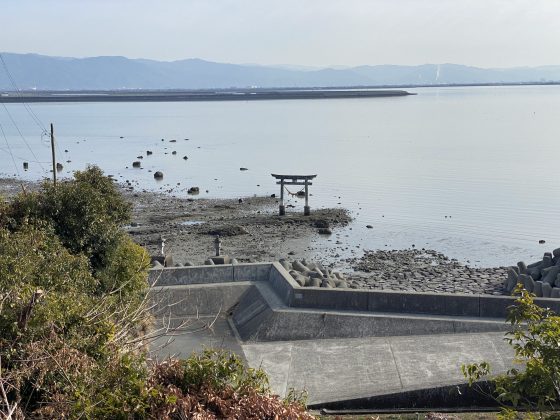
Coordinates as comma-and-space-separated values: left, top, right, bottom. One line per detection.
289, 286, 560, 318
149, 262, 560, 319
150, 282, 255, 316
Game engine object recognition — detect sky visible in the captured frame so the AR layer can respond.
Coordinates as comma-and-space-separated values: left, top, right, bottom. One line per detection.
2, 0, 559, 68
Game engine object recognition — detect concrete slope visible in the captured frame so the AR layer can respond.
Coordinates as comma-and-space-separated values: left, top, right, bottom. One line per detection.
241, 332, 513, 406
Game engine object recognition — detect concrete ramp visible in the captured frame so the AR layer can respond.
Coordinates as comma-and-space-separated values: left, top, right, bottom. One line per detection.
149, 263, 524, 408
242, 332, 513, 406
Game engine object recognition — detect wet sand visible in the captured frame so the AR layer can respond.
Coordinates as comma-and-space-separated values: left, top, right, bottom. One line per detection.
125, 191, 351, 266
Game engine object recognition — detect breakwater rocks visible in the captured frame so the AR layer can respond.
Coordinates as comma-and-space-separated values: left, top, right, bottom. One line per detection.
280, 259, 348, 288
504, 248, 560, 298
348, 249, 507, 295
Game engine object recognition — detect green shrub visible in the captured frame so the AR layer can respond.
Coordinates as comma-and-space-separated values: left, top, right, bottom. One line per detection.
181, 348, 270, 393
0, 223, 97, 341
0, 170, 151, 418
97, 234, 150, 302
462, 285, 560, 417
4, 165, 131, 270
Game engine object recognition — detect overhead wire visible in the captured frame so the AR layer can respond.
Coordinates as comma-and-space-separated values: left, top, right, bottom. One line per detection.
0, 54, 62, 158
0, 145, 50, 163
0, 101, 47, 172
0, 53, 51, 174
0, 122, 20, 177
0, 53, 49, 135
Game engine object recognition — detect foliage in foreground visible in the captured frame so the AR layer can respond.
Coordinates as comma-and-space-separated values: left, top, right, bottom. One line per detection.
0, 167, 312, 418
0, 167, 151, 417
462, 284, 560, 418
147, 350, 313, 419
3, 165, 131, 270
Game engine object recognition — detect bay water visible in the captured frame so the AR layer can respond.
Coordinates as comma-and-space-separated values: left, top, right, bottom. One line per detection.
1, 85, 559, 267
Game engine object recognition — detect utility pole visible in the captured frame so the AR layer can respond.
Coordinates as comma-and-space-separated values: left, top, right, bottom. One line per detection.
50, 123, 56, 186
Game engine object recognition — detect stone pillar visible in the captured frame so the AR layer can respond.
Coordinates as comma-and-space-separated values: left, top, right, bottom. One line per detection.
279, 179, 285, 216
304, 180, 310, 216
214, 235, 221, 256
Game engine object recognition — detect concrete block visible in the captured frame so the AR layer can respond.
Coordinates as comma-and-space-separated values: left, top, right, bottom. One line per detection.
293, 288, 369, 311
367, 291, 475, 316
150, 283, 253, 316
232, 287, 275, 341
242, 309, 510, 342
149, 265, 234, 286
479, 295, 514, 318
268, 263, 296, 304
256, 263, 273, 281
534, 281, 543, 297
452, 319, 509, 334
233, 263, 272, 282
442, 294, 480, 317
542, 282, 552, 297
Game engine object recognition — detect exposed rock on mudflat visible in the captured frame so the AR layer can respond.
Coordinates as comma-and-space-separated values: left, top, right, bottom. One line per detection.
205, 225, 249, 237
347, 249, 508, 295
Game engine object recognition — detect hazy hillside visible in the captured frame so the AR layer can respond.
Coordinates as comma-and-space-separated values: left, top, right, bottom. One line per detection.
1, 53, 559, 90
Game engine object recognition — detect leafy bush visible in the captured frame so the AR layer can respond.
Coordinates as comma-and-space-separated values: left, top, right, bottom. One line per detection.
462, 284, 560, 417
0, 169, 151, 418
147, 350, 313, 419
4, 165, 131, 270
0, 223, 98, 343
0, 223, 141, 417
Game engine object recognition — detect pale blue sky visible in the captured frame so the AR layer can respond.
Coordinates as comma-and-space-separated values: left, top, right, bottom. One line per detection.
2, 0, 559, 67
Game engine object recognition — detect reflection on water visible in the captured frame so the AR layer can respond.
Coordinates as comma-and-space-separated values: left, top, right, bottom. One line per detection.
1, 85, 559, 266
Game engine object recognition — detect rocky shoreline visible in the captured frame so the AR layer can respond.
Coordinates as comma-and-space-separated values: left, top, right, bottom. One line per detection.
1, 177, 512, 296
345, 249, 508, 295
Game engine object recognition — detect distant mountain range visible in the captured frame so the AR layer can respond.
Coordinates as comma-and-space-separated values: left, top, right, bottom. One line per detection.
1, 53, 560, 90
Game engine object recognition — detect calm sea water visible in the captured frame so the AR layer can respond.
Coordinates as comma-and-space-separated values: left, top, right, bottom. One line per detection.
1, 85, 559, 267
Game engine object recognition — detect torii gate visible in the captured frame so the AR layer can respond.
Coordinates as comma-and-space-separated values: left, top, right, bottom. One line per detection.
271, 174, 317, 216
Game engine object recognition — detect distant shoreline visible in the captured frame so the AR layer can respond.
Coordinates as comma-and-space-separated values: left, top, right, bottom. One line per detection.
1, 81, 558, 103
0, 89, 413, 103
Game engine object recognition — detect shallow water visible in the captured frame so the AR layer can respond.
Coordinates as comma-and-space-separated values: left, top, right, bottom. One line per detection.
1, 85, 559, 266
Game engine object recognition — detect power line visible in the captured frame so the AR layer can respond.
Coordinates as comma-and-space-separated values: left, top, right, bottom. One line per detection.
1, 101, 47, 172
0, 122, 20, 178
0, 53, 64, 170
0, 145, 50, 163
0, 53, 49, 135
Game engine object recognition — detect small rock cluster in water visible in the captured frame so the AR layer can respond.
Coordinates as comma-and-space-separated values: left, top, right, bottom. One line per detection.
279, 259, 348, 288
504, 247, 560, 298
347, 249, 507, 295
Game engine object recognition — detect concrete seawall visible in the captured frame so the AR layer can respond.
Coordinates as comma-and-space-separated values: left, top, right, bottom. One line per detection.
149, 262, 526, 407
149, 262, 560, 320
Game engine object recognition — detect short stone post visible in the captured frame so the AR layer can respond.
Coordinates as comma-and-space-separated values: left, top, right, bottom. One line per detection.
214, 235, 221, 256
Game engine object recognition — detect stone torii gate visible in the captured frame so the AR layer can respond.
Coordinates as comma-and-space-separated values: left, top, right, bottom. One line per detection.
271, 174, 317, 216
